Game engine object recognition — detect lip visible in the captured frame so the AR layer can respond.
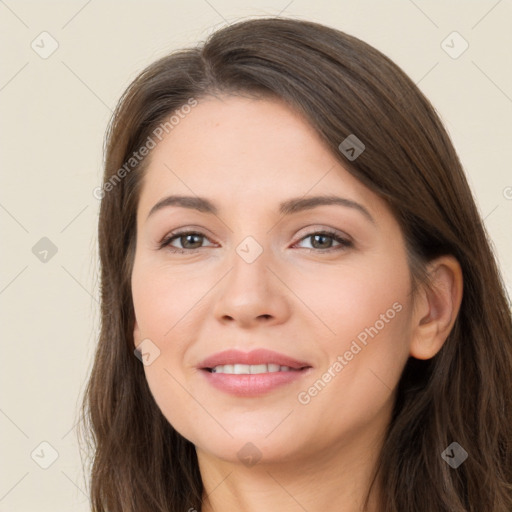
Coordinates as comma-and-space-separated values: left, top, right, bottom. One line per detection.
198, 348, 311, 370
198, 349, 313, 397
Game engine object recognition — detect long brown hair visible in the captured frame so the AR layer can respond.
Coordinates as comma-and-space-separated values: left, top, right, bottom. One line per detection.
78, 16, 512, 511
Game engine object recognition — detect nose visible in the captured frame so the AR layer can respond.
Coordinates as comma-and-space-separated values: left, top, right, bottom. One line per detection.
212, 245, 291, 328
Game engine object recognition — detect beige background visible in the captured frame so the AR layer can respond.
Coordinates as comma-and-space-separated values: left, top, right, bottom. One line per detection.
1, 1, 511, 510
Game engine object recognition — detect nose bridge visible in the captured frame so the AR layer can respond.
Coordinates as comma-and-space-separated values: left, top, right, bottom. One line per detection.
226, 210, 272, 280
228, 234, 272, 300
212, 232, 289, 326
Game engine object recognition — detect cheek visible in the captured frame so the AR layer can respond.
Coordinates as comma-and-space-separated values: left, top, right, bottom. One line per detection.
300, 254, 412, 416
304, 251, 411, 345
131, 261, 206, 437
294, 302, 411, 448
131, 258, 207, 341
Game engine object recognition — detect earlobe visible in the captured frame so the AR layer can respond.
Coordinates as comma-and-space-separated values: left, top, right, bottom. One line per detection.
409, 255, 463, 360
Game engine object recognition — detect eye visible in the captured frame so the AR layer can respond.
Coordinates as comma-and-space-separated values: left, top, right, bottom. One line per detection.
159, 231, 215, 253
294, 229, 353, 253
159, 228, 352, 254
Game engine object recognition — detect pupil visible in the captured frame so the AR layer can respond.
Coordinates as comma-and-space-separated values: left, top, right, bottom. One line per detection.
183, 234, 201, 248
314, 234, 331, 248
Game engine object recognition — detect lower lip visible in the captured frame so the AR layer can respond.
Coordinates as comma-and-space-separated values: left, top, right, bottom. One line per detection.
200, 368, 312, 396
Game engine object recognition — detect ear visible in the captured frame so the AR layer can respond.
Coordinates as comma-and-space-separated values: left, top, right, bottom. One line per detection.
409, 255, 463, 360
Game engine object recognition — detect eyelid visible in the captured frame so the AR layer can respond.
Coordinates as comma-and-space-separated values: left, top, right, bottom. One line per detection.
158, 225, 217, 244
293, 224, 353, 244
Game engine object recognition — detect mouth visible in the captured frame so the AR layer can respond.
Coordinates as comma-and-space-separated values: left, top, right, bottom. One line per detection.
198, 348, 313, 396
204, 363, 310, 374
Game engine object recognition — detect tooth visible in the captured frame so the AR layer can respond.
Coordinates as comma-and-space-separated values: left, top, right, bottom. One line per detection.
210, 364, 296, 374
234, 364, 251, 374
250, 364, 268, 374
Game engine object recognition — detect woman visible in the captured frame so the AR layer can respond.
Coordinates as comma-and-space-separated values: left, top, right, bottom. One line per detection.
79, 17, 512, 512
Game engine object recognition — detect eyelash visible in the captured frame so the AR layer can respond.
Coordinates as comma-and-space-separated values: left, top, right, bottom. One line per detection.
158, 229, 353, 254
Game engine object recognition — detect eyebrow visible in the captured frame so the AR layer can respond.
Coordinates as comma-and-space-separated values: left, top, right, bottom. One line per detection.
147, 194, 375, 224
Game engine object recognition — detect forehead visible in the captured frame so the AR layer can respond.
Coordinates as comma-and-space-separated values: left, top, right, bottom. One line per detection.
136, 94, 387, 221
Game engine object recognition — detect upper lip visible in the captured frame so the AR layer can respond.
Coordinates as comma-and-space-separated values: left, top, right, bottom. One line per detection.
198, 349, 312, 370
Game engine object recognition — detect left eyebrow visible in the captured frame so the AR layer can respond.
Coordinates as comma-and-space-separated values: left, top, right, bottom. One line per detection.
278, 195, 375, 224
146, 194, 375, 225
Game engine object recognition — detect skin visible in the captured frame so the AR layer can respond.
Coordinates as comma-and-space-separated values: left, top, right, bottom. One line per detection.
131, 94, 463, 511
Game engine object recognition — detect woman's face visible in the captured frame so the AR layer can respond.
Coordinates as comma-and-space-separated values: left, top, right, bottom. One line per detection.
131, 94, 416, 467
